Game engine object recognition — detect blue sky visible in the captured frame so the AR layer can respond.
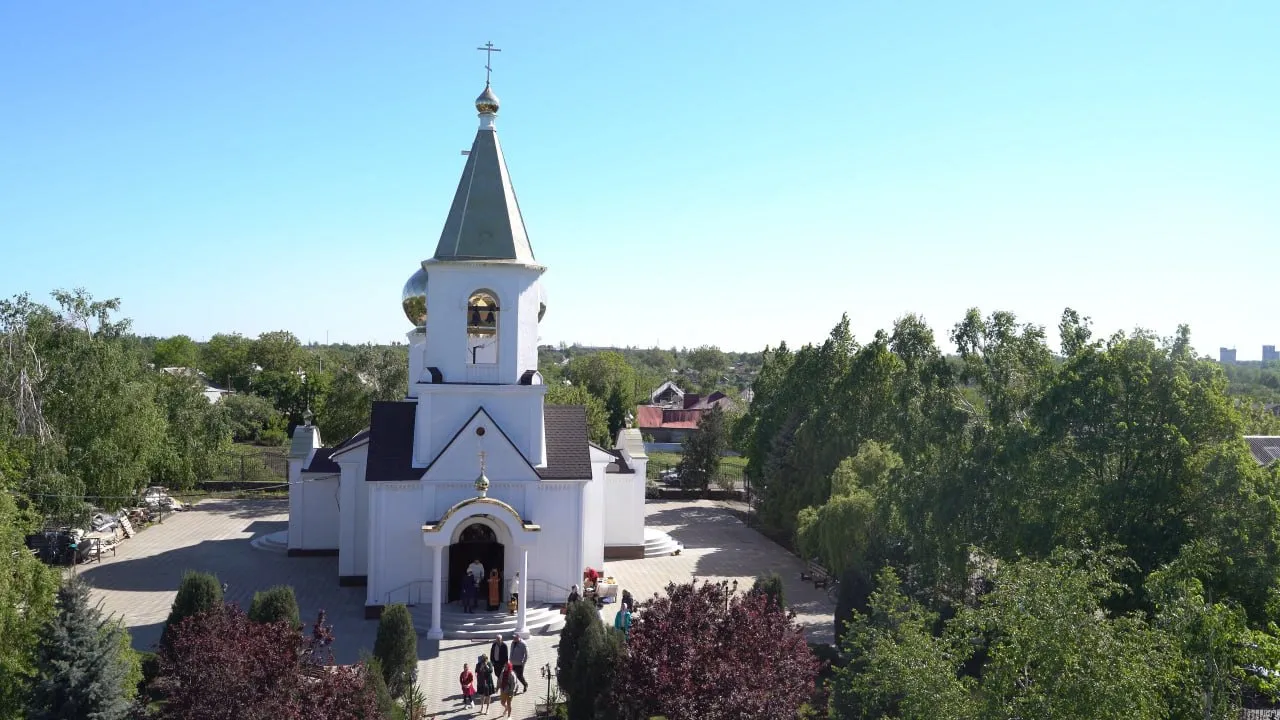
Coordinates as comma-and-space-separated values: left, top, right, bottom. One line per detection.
1, 2, 1276, 357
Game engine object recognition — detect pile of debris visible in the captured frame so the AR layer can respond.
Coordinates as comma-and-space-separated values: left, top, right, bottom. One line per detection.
25, 486, 187, 566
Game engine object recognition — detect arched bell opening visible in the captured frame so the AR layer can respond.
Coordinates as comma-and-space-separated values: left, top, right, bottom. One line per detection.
466, 290, 499, 365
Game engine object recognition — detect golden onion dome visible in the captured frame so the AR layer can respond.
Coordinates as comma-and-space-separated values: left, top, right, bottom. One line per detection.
475, 84, 500, 115
538, 283, 547, 322
401, 268, 428, 326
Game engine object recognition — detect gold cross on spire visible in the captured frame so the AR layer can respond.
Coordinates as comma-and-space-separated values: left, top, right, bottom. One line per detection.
476, 41, 502, 86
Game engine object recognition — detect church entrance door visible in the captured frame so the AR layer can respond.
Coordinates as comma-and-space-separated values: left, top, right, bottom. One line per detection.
449, 522, 504, 603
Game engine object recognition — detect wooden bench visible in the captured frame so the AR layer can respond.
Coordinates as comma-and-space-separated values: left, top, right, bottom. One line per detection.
800, 559, 831, 589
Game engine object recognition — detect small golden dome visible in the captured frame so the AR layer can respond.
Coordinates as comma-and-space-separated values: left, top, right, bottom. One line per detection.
401, 268, 428, 326
475, 84, 500, 115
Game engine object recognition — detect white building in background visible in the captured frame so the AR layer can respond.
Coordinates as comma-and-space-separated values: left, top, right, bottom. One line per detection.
284, 77, 663, 639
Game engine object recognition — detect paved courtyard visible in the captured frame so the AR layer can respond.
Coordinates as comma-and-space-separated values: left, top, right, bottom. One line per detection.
80, 497, 834, 719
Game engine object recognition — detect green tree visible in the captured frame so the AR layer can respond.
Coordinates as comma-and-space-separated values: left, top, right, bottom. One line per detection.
557, 600, 598, 697
200, 333, 254, 392
565, 351, 637, 402
318, 369, 372, 445
219, 392, 285, 444
28, 578, 133, 720
373, 605, 417, 699
250, 331, 305, 374
546, 383, 610, 447
248, 586, 300, 629
160, 572, 222, 652
605, 384, 628, 442
831, 568, 976, 720
568, 622, 625, 720
150, 371, 232, 491
686, 344, 727, 388
676, 405, 728, 492
151, 335, 199, 369
0, 443, 60, 719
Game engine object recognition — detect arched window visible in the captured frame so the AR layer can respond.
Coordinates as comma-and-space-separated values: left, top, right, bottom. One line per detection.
466, 290, 499, 365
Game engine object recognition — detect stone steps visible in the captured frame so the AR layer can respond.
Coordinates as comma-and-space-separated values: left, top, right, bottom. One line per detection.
250, 530, 289, 554
643, 528, 682, 558
409, 604, 565, 640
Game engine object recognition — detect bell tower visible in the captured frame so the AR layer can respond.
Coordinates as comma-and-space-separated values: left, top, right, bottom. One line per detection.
402, 55, 550, 469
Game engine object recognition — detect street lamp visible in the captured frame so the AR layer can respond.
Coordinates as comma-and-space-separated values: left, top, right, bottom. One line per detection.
539, 662, 556, 711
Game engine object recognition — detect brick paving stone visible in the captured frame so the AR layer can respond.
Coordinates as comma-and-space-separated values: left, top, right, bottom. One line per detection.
81, 496, 833, 718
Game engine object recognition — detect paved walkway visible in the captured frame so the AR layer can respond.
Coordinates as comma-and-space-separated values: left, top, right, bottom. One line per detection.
80, 498, 833, 719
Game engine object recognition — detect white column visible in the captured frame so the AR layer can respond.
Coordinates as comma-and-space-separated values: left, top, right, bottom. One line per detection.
515, 547, 530, 639
428, 544, 444, 640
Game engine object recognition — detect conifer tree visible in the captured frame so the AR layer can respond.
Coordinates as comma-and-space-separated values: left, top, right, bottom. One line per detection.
160, 572, 221, 651
247, 585, 300, 629
556, 599, 599, 696
373, 605, 417, 699
28, 578, 132, 720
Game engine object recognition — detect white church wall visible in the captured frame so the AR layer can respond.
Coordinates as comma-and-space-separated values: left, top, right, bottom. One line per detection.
292, 474, 340, 550
528, 482, 583, 603
582, 465, 606, 572
602, 473, 644, 548
367, 482, 430, 607
336, 446, 369, 579
421, 263, 543, 386
412, 386, 546, 468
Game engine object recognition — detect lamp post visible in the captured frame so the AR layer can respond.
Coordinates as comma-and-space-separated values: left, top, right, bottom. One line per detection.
539, 662, 556, 715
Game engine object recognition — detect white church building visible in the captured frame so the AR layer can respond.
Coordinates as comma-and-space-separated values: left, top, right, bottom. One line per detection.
280, 79, 668, 639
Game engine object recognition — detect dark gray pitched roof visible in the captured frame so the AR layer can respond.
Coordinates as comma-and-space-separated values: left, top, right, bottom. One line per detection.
540, 405, 592, 480
365, 402, 420, 482
1245, 436, 1280, 466
366, 402, 592, 482
330, 427, 371, 456
432, 126, 536, 263
302, 448, 341, 474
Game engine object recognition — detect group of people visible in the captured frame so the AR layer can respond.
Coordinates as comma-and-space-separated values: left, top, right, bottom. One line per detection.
567, 583, 635, 639
458, 633, 530, 717
460, 558, 520, 614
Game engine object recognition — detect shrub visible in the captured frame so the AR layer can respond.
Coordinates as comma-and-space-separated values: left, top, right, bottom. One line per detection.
248, 585, 300, 629
161, 572, 222, 651
373, 605, 417, 698
361, 653, 401, 720
155, 606, 378, 719
751, 572, 786, 608
557, 599, 599, 695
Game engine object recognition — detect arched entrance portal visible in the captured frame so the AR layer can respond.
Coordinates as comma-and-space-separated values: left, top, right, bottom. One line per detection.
448, 521, 504, 602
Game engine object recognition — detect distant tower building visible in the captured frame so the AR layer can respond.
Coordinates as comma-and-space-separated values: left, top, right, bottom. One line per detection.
1220, 347, 1238, 364
1264, 345, 1279, 363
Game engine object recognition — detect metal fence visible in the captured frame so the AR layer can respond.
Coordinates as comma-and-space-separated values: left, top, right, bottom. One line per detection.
210, 446, 289, 485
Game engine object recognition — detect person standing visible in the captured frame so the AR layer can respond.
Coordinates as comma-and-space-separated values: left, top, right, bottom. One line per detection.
460, 571, 476, 613
487, 569, 502, 611
567, 584, 580, 604
468, 558, 485, 583
499, 662, 517, 718
459, 662, 476, 710
475, 654, 496, 715
614, 602, 633, 638
489, 634, 509, 673
509, 634, 529, 694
